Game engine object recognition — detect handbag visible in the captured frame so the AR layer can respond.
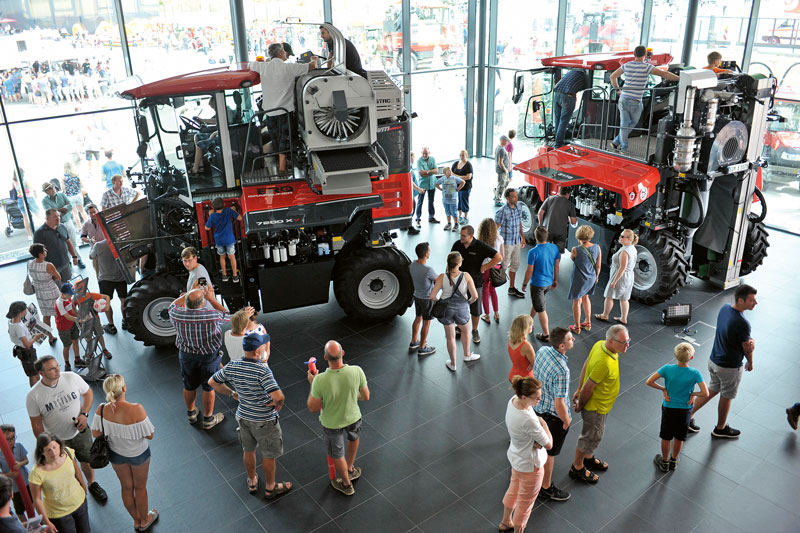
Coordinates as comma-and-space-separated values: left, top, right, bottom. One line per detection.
89, 404, 111, 469
23, 261, 35, 295
431, 274, 463, 319
489, 265, 507, 287
580, 244, 596, 268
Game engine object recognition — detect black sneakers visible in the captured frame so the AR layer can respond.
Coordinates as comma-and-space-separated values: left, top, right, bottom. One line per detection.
687, 418, 700, 433
89, 481, 108, 503
508, 287, 525, 299
711, 425, 741, 439
539, 484, 570, 501
653, 455, 669, 473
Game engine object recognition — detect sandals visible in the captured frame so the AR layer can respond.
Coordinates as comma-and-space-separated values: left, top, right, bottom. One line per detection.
580, 321, 592, 331
135, 509, 159, 531
569, 324, 581, 335
247, 475, 258, 494
265, 481, 292, 499
535, 333, 549, 342
584, 456, 609, 471
594, 314, 609, 323
498, 524, 514, 532
494, 313, 500, 323
568, 465, 599, 484
613, 317, 628, 325
481, 314, 491, 324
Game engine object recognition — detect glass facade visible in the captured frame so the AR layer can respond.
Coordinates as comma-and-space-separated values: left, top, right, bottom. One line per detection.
0, 0, 797, 267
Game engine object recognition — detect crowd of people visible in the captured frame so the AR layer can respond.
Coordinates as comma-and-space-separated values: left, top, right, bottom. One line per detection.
1, 59, 115, 108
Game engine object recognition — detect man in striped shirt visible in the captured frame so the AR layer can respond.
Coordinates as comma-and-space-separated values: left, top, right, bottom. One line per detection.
610, 46, 678, 152
209, 333, 292, 499
168, 286, 229, 430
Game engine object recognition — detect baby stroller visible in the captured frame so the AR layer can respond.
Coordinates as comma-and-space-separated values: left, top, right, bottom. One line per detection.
2, 194, 26, 237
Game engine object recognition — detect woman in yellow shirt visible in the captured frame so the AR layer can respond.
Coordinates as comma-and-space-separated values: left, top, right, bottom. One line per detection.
28, 433, 90, 533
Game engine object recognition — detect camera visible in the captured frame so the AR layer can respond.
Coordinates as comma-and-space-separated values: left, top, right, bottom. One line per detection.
198, 277, 207, 287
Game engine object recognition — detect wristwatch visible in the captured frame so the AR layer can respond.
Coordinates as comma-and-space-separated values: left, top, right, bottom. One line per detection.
80, 412, 89, 418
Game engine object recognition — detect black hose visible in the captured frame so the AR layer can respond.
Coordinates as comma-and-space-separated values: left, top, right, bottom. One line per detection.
676, 183, 705, 229
749, 187, 767, 223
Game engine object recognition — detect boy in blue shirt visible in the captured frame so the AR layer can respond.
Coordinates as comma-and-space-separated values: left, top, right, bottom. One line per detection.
0, 424, 31, 519
435, 167, 464, 232
646, 342, 709, 472
521, 226, 560, 342
205, 197, 243, 282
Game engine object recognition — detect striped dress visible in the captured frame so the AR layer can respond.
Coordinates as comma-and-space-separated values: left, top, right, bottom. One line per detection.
28, 260, 60, 317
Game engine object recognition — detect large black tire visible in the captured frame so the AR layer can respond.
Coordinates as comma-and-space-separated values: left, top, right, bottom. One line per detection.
631, 231, 689, 305
333, 246, 413, 321
517, 187, 543, 244
740, 216, 769, 276
124, 274, 186, 347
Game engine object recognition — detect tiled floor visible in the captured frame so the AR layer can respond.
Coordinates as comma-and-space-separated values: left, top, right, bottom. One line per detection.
1, 159, 798, 532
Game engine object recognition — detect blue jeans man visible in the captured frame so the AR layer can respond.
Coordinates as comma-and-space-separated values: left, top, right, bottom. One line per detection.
613, 98, 644, 151
415, 188, 437, 222
553, 92, 578, 147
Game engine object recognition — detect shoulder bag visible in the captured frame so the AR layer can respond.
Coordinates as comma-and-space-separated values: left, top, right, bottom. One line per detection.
431, 274, 463, 319
89, 404, 111, 469
23, 261, 35, 295
580, 245, 596, 268
489, 265, 507, 288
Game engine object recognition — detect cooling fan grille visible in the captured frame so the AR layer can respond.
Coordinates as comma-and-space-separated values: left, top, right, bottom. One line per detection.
312, 107, 368, 141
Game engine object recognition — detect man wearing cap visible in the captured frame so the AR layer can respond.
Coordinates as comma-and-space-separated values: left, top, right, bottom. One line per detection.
250, 43, 318, 172
307, 340, 369, 496
208, 333, 292, 499
168, 285, 229, 430
33, 209, 79, 282
41, 183, 85, 269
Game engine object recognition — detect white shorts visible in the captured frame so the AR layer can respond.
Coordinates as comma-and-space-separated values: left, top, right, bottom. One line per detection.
503, 243, 522, 273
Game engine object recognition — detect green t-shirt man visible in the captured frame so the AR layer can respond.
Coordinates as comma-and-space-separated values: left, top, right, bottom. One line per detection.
310, 364, 367, 429
581, 340, 620, 414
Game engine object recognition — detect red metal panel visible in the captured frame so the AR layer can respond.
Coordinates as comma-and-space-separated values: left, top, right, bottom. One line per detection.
541, 51, 673, 71
121, 66, 260, 100
514, 146, 662, 209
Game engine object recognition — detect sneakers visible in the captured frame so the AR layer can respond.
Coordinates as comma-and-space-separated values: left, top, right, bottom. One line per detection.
409, 340, 421, 351
77, 259, 87, 269
347, 466, 361, 481
611, 142, 620, 151
221, 274, 230, 282
711, 425, 741, 439
653, 454, 669, 473
102, 349, 112, 359
187, 407, 200, 424
331, 477, 355, 496
102, 323, 118, 335
64, 362, 72, 372
429, 218, 440, 224
445, 360, 457, 372
88, 482, 108, 503
788, 407, 799, 430
494, 201, 503, 207
508, 287, 526, 299
471, 329, 481, 344
121, 319, 129, 331
687, 418, 700, 433
668, 457, 679, 471
539, 484, 570, 502
415, 219, 422, 228
73, 357, 87, 368
232, 274, 240, 283
408, 227, 420, 235
203, 413, 225, 430
444, 223, 452, 230
418, 345, 436, 356
463, 353, 481, 362
452, 224, 459, 232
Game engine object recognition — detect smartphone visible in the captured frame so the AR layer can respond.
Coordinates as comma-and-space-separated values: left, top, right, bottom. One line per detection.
198, 277, 207, 287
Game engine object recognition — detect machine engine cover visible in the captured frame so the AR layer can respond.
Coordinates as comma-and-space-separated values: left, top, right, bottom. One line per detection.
699, 119, 748, 173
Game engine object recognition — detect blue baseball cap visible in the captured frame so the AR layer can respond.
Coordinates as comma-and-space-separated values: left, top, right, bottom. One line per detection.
242, 332, 270, 352
60, 283, 74, 295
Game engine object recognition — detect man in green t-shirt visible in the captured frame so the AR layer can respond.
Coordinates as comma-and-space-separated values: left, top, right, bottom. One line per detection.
307, 340, 370, 496
569, 324, 629, 485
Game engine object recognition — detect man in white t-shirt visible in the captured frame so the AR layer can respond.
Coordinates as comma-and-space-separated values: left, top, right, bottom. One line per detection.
181, 246, 216, 310
250, 43, 317, 171
25, 355, 108, 503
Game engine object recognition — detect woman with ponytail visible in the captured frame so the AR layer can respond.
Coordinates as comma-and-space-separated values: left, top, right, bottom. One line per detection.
499, 376, 552, 532
430, 251, 480, 371
90, 374, 158, 531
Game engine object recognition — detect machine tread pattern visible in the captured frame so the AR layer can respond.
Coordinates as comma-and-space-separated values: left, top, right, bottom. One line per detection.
740, 217, 769, 276
632, 230, 689, 305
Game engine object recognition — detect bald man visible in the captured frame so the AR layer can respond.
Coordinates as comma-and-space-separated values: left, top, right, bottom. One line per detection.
307, 340, 369, 496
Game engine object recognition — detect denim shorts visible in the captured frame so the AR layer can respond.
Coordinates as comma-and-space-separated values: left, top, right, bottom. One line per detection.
179, 350, 222, 391
215, 243, 235, 256
443, 203, 458, 217
109, 446, 151, 466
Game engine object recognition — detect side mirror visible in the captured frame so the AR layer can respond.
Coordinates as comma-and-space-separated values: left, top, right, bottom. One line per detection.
512, 73, 524, 104
136, 115, 149, 140
136, 142, 148, 159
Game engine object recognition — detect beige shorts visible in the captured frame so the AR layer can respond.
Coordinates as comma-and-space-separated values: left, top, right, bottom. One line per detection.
503, 243, 522, 273
707, 360, 744, 399
576, 409, 607, 455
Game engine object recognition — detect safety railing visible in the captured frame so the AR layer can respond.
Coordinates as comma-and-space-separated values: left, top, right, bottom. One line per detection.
571, 85, 677, 164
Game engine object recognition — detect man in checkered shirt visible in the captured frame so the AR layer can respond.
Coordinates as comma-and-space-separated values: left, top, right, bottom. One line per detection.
100, 174, 140, 209
494, 188, 526, 298
532, 326, 575, 502
169, 284, 229, 430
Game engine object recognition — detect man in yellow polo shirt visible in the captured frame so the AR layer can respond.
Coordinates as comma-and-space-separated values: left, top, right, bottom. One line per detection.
569, 324, 630, 484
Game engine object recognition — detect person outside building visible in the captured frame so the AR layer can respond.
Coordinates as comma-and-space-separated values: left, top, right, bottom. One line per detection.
435, 167, 464, 231
568, 225, 601, 334
41, 183, 85, 268
687, 284, 757, 439
537, 187, 577, 254
450, 225, 502, 345
101, 174, 140, 210
101, 150, 125, 189
499, 376, 552, 533
495, 188, 527, 299
205, 198, 243, 282
521, 226, 561, 342
570, 325, 630, 484
91, 374, 158, 531
168, 286, 229, 430
610, 45, 679, 152
552, 69, 589, 147
307, 341, 370, 496
409, 242, 437, 357
90, 239, 127, 333
62, 162, 87, 226
646, 342, 709, 472
210, 333, 291, 499
33, 210, 79, 284
26, 355, 108, 504
595, 229, 638, 325
319, 26, 368, 78
414, 147, 440, 226
533, 327, 575, 502
250, 43, 317, 172
0, 424, 31, 519
452, 150, 473, 226
494, 136, 510, 207
7, 301, 44, 387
